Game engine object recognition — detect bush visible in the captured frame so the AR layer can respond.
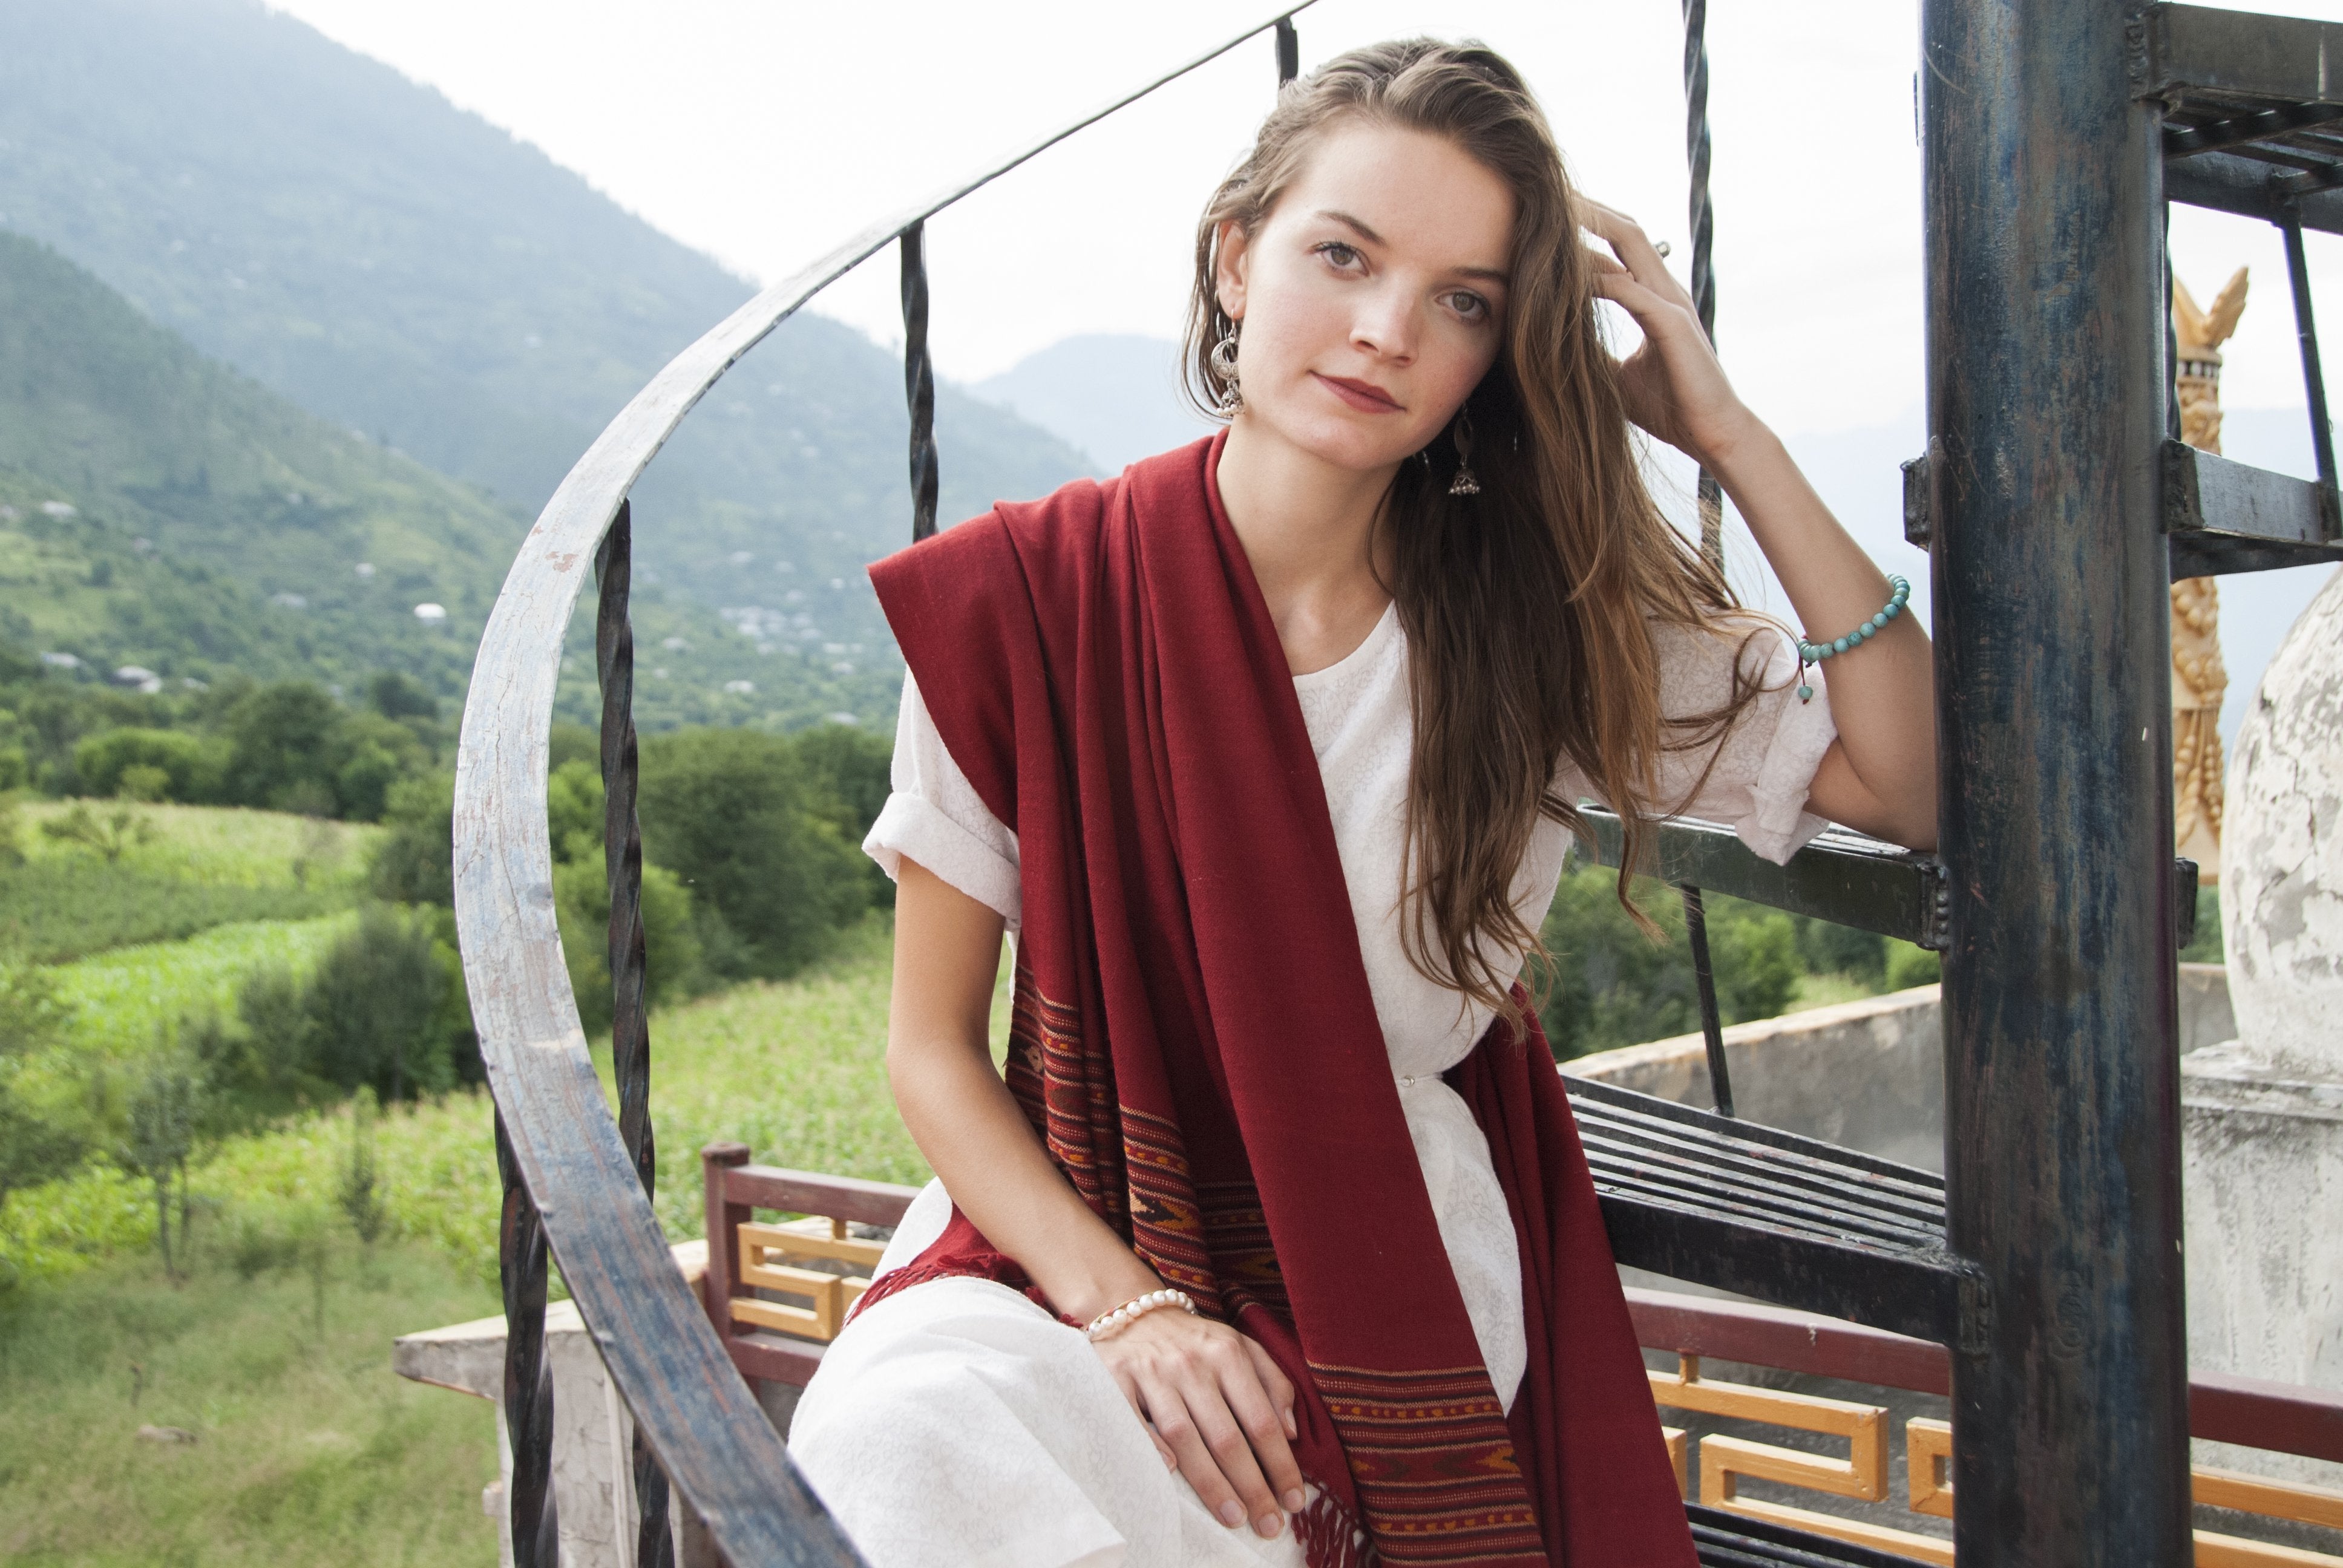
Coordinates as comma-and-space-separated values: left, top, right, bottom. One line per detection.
553, 854, 703, 1037
1711, 907, 1801, 1023
38, 800, 156, 861
220, 682, 430, 821
1792, 915, 1887, 987
303, 904, 454, 1102
638, 729, 871, 980
795, 721, 896, 903
71, 727, 224, 803
0, 1080, 82, 1222
1533, 860, 1810, 1060
368, 773, 453, 906
1884, 940, 1941, 991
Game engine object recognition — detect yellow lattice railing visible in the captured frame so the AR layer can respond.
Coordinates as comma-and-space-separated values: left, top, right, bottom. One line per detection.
726, 1215, 889, 1344
1651, 1358, 2343, 1566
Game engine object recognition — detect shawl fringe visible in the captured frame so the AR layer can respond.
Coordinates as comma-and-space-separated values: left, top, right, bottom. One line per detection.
1294, 1486, 1376, 1568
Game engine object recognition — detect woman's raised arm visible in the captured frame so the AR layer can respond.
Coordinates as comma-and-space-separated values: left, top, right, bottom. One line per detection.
1582, 201, 1939, 851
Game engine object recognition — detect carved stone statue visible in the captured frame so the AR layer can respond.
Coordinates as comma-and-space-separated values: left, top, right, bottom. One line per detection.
2171, 269, 2247, 880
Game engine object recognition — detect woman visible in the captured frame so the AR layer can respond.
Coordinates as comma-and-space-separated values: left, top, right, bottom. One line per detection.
787, 38, 1936, 1568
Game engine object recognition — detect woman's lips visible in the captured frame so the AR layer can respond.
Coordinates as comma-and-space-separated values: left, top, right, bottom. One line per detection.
1312, 371, 1403, 413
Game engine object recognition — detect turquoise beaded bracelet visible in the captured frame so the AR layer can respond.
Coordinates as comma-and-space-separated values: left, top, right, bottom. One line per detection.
1795, 575, 1910, 702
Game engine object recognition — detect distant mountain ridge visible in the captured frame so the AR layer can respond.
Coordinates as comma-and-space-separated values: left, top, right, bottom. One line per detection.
975, 335, 1217, 475
0, 230, 886, 731
0, 0, 1091, 688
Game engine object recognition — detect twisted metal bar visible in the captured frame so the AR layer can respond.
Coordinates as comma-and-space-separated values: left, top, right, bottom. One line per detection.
1682, 0, 1723, 565
1679, 0, 1734, 1119
594, 503, 672, 1567
901, 223, 940, 542
497, 1108, 560, 1567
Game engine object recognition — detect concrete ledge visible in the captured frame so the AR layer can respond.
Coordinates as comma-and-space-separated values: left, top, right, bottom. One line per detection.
1568, 985, 1946, 1169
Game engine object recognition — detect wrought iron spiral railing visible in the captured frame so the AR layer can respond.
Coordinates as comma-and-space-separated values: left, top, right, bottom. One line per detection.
454, 12, 1314, 1564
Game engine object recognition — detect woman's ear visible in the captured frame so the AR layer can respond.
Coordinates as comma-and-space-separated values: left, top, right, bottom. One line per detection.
1213, 218, 1251, 321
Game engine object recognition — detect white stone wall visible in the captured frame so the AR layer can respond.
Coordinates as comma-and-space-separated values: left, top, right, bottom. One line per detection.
2224, 564, 2343, 1077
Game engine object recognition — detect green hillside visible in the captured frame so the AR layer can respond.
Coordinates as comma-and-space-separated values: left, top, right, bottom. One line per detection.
0, 0, 1093, 667
0, 231, 898, 730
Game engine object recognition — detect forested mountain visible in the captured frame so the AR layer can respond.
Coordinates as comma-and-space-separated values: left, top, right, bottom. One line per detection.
0, 231, 890, 730
0, 0, 1090, 687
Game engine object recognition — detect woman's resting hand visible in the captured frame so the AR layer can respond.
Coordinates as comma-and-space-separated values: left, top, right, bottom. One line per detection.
1095, 1307, 1306, 1541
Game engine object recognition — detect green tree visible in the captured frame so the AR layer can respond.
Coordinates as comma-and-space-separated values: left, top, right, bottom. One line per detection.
304, 903, 453, 1102
120, 1054, 202, 1281
0, 942, 81, 1220
638, 728, 870, 980
335, 1088, 387, 1250
71, 727, 224, 803
0, 1079, 82, 1224
0, 939, 71, 1056
368, 771, 454, 905
794, 722, 896, 903
545, 757, 704, 1033
221, 681, 340, 811
39, 800, 157, 862
1533, 859, 1808, 1061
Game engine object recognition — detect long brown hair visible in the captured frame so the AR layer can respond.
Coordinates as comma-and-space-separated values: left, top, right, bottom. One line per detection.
1181, 39, 1764, 1025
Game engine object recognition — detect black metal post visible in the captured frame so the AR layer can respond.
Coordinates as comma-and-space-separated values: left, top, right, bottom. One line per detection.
900, 223, 939, 543
1276, 16, 1299, 86
1922, 1, 2190, 1562
1676, 884, 1734, 1119
498, 1108, 560, 1568
594, 502, 671, 1568
2278, 209, 2341, 531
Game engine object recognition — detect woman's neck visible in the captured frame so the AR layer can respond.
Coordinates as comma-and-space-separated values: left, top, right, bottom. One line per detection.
1215, 414, 1399, 676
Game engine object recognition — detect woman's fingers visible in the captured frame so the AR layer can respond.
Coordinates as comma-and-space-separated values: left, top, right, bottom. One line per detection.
1240, 1334, 1300, 1443
1109, 1365, 1181, 1470
1097, 1315, 1306, 1537
1582, 201, 1701, 317
1146, 1369, 1287, 1538
1219, 1346, 1307, 1512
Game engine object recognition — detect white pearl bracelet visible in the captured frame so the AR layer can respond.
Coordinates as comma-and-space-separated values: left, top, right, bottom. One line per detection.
1084, 1287, 1197, 1342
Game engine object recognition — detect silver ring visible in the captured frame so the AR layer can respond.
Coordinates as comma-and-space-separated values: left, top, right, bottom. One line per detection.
1654, 240, 1673, 258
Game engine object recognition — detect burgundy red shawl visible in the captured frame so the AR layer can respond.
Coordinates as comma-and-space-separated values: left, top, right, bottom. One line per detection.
856, 431, 1694, 1567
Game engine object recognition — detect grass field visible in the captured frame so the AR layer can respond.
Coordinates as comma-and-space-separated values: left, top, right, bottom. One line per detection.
14, 802, 378, 891
0, 1235, 500, 1567
1, 913, 936, 1290
2, 803, 376, 964
8, 913, 357, 1129
0, 917, 929, 1566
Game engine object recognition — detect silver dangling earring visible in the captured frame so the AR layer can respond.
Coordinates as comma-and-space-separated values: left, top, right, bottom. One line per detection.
1448, 404, 1482, 497
1208, 318, 1243, 414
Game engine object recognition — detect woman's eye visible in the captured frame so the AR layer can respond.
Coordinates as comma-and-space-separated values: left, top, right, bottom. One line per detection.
1314, 241, 1363, 270
1447, 292, 1490, 322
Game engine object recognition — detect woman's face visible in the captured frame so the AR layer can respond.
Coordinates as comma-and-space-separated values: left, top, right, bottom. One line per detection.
1217, 119, 1515, 475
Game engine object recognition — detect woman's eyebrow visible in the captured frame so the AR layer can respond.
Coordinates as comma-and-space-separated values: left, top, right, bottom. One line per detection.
1314, 208, 1508, 286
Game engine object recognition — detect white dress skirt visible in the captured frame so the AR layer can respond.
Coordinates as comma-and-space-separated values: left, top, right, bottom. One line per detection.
786, 603, 1838, 1567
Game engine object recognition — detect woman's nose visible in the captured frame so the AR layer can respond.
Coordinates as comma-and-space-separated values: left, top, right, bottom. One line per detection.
1350, 287, 1418, 363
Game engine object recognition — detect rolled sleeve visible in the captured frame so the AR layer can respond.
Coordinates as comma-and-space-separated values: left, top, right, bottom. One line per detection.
1653, 618, 1839, 865
863, 670, 1023, 928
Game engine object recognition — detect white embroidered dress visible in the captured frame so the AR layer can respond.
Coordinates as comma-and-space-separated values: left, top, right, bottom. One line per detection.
787, 603, 1837, 1568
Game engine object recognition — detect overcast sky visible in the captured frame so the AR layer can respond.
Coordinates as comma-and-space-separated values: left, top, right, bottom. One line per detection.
261, 0, 2343, 437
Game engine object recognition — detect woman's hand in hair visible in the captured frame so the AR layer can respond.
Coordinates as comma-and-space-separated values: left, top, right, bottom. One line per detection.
1095, 1307, 1306, 1540
1579, 200, 1758, 471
